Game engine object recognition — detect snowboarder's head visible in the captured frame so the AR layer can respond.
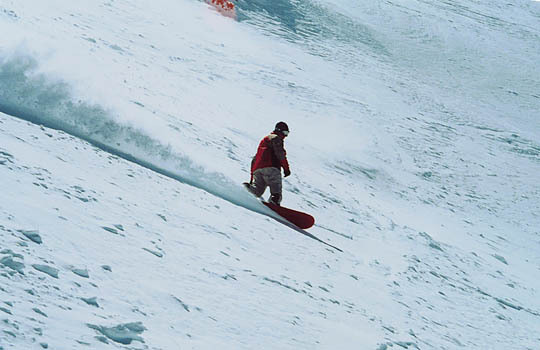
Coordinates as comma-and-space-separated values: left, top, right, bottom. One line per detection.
274, 121, 289, 137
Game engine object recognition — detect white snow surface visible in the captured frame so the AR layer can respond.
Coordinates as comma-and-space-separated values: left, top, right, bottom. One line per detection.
1, 0, 539, 349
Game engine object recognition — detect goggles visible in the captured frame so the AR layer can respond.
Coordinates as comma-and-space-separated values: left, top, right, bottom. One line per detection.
282, 130, 289, 136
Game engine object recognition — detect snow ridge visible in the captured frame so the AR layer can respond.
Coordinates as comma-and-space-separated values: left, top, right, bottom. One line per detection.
0, 54, 266, 216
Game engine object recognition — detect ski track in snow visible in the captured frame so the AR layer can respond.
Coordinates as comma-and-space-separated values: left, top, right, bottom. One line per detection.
1, 0, 540, 349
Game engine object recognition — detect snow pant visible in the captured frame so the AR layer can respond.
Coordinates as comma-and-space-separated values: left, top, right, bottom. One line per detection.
249, 167, 282, 205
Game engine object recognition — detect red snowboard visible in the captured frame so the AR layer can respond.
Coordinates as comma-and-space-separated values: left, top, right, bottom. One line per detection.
263, 202, 315, 229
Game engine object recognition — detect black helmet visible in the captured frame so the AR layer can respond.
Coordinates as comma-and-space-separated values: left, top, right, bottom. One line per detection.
275, 121, 289, 136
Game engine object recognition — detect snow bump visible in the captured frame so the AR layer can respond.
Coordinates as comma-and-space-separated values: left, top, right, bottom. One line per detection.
0, 255, 25, 274
18, 229, 42, 244
71, 268, 90, 278
31, 264, 59, 279
80, 297, 99, 308
87, 322, 146, 345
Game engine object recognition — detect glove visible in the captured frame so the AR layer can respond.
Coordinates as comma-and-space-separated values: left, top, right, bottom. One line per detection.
284, 169, 291, 177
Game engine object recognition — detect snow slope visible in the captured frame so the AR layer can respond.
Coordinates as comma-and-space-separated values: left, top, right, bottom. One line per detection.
1, 0, 539, 349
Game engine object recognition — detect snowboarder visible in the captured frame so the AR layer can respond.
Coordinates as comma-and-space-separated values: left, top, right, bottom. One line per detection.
210, 0, 235, 11
244, 122, 291, 205
207, 0, 236, 18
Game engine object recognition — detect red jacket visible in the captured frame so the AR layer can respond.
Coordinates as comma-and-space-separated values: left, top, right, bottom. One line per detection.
251, 132, 290, 174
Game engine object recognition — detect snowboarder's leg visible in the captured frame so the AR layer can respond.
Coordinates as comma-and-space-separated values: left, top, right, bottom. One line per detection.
262, 168, 282, 205
248, 169, 268, 197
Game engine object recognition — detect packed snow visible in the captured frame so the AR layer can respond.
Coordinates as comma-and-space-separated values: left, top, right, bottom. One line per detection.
1, 0, 539, 349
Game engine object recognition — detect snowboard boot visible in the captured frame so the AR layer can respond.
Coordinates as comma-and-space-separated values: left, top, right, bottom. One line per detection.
243, 182, 255, 195
269, 193, 282, 206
